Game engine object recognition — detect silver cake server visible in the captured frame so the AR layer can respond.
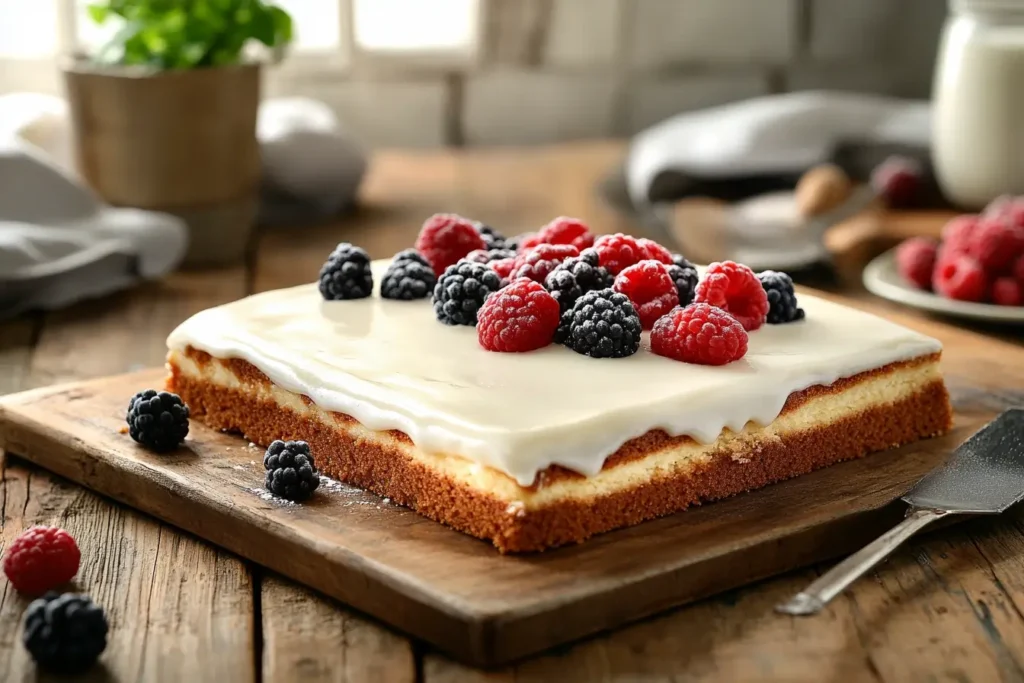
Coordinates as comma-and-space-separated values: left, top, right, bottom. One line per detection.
777, 409, 1024, 616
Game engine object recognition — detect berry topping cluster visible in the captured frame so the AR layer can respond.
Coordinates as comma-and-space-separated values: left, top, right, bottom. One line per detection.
894, 195, 1024, 306
318, 216, 806, 364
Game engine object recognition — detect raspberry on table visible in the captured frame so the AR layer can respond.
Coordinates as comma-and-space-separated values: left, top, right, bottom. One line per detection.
264, 440, 321, 501
895, 238, 938, 291
870, 155, 922, 208
381, 256, 436, 300
476, 223, 507, 250
636, 238, 673, 264
511, 243, 579, 283
651, 303, 748, 366
318, 242, 373, 300
757, 270, 806, 324
23, 592, 108, 674
534, 216, 595, 250
613, 260, 679, 330
932, 254, 988, 302
993, 277, 1023, 306
477, 278, 561, 352
433, 259, 504, 325
984, 195, 1024, 229
667, 255, 698, 306
415, 214, 487, 275
966, 217, 1024, 273
694, 260, 770, 331
561, 288, 642, 358
543, 247, 613, 312
3, 526, 80, 596
516, 233, 542, 251
941, 215, 979, 256
126, 389, 189, 452
1015, 254, 1024, 285
593, 233, 646, 275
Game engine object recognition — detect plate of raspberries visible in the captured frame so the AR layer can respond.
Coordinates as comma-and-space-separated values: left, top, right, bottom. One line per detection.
863, 195, 1024, 324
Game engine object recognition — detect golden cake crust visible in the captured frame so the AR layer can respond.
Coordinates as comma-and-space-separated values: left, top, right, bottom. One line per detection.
167, 347, 952, 552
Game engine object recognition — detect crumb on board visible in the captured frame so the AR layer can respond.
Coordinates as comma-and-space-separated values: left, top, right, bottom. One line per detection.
118, 426, 129, 434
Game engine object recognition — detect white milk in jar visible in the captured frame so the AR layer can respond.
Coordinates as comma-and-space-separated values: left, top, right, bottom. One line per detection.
933, 1, 1024, 209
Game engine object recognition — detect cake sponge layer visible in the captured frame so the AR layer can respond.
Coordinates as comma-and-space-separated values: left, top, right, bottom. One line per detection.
168, 347, 951, 552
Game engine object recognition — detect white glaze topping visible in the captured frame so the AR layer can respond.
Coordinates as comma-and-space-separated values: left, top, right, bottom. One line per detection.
167, 261, 942, 486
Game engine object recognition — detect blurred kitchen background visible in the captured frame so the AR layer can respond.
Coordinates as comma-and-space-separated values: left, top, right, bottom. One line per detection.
0, 0, 943, 147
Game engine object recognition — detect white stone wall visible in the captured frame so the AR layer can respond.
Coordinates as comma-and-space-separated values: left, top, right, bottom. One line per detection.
208, 0, 952, 147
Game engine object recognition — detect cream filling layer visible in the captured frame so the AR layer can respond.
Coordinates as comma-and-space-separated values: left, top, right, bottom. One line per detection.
166, 261, 943, 487
170, 351, 943, 508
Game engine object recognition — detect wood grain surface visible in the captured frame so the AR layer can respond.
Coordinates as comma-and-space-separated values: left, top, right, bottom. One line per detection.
0, 142, 1021, 681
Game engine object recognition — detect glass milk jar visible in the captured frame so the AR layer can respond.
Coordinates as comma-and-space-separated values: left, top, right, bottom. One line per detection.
933, 0, 1024, 208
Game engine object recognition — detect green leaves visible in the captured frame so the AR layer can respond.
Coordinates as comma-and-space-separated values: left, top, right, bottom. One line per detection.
86, 0, 294, 69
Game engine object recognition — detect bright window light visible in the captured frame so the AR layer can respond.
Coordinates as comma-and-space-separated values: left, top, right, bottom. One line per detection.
273, 0, 341, 51
354, 0, 477, 52
0, 0, 59, 58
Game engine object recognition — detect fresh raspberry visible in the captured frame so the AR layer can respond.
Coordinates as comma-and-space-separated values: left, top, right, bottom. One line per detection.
932, 254, 988, 302
613, 261, 679, 329
490, 257, 517, 279
535, 217, 595, 250
511, 244, 579, 283
895, 238, 938, 290
593, 233, 646, 275
941, 215, 979, 257
966, 217, 1024, 273
870, 156, 922, 208
477, 278, 561, 352
651, 304, 748, 366
636, 238, 673, 264
415, 214, 487, 276
693, 261, 770, 331
985, 195, 1024, 229
993, 277, 1023, 306
517, 233, 542, 251
1015, 253, 1024, 285
3, 526, 81, 596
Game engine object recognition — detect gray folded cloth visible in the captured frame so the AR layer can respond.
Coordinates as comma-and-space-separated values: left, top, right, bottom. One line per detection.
0, 93, 368, 320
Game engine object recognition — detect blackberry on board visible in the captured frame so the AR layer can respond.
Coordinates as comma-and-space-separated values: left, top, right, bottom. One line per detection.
667, 255, 699, 306
381, 257, 436, 300
126, 389, 189, 452
318, 243, 373, 300
23, 592, 108, 674
758, 270, 805, 324
433, 259, 503, 326
391, 248, 430, 267
562, 288, 642, 358
264, 440, 321, 501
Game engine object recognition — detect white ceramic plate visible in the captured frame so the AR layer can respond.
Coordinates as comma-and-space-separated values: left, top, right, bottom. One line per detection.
863, 249, 1024, 325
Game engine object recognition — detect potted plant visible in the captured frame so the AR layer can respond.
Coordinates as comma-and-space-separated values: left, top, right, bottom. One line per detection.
64, 0, 293, 267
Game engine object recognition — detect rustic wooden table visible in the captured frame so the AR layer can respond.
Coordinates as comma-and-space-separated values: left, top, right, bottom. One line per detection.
1, 141, 1022, 682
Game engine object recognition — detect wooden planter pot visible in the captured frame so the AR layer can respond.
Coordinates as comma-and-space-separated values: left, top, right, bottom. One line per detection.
64, 62, 261, 268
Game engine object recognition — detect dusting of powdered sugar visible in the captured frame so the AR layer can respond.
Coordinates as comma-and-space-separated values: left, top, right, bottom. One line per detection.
248, 487, 297, 506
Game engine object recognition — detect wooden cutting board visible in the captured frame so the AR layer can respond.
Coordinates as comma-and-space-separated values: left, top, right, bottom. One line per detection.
0, 305, 1021, 668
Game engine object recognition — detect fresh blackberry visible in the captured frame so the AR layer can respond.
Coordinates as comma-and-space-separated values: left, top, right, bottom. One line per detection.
544, 247, 613, 312
476, 223, 507, 250
23, 592, 108, 674
318, 243, 373, 300
126, 389, 189, 452
465, 248, 516, 264
392, 248, 430, 267
433, 259, 503, 326
561, 288, 642, 358
758, 270, 805, 324
264, 440, 321, 501
381, 257, 436, 300
666, 256, 699, 306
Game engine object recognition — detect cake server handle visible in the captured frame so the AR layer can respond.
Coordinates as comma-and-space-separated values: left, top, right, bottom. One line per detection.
775, 507, 950, 616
